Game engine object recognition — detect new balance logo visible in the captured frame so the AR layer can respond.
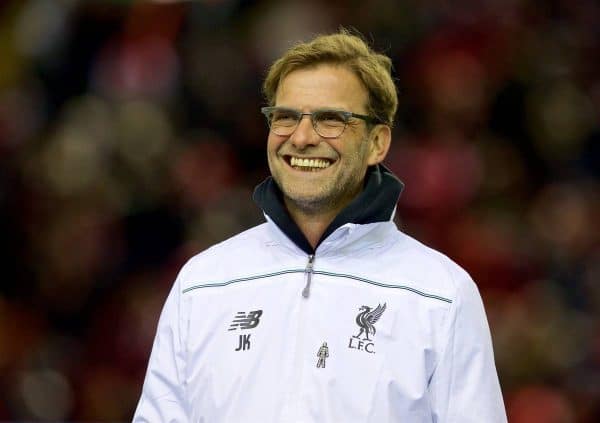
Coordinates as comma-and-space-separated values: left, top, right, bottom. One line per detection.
228, 310, 263, 331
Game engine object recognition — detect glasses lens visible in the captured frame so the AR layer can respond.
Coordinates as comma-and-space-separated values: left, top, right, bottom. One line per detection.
269, 108, 299, 136
314, 110, 347, 138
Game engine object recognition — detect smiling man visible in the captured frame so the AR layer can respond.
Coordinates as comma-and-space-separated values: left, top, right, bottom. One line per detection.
133, 30, 507, 422
264, 63, 390, 249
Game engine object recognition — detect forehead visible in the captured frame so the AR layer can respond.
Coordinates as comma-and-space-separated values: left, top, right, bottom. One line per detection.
275, 64, 368, 111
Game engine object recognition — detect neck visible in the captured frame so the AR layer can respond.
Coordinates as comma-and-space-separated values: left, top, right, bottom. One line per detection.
284, 201, 340, 249
283, 183, 362, 249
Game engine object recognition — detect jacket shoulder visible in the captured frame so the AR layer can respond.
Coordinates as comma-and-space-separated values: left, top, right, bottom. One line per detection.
193, 223, 270, 259
382, 231, 477, 303
177, 223, 271, 288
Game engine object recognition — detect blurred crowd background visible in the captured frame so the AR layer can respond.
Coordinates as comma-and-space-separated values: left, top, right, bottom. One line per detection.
0, 0, 598, 421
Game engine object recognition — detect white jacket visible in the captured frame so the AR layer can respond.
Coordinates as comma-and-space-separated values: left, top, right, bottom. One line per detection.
133, 166, 506, 422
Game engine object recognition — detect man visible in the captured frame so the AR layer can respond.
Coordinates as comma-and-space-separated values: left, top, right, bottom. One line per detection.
133, 30, 506, 422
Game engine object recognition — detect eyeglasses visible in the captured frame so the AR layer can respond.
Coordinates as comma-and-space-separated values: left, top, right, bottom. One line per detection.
261, 106, 380, 139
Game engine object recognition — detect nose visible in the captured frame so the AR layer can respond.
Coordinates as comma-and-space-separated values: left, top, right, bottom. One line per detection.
289, 114, 320, 149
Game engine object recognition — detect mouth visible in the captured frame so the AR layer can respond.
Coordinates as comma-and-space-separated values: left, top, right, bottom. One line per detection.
284, 155, 335, 172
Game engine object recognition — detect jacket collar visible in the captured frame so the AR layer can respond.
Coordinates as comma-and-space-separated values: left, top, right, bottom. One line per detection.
252, 164, 404, 255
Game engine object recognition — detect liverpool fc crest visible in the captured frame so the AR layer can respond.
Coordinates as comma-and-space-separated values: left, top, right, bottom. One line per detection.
348, 303, 386, 354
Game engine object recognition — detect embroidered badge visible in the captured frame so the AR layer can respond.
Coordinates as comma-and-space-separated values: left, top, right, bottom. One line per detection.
316, 342, 329, 368
348, 303, 386, 354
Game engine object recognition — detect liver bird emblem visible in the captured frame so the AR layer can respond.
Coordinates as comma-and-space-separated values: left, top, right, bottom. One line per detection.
353, 303, 387, 341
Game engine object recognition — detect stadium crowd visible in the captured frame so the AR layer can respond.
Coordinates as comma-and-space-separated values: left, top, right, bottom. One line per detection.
0, 0, 598, 421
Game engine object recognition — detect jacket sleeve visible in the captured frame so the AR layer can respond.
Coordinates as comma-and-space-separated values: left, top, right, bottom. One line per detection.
428, 267, 507, 422
133, 271, 189, 422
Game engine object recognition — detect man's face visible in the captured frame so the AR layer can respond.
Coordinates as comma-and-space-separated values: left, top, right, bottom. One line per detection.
267, 64, 383, 215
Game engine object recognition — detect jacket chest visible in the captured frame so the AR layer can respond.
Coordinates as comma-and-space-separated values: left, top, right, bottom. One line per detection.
182, 272, 448, 420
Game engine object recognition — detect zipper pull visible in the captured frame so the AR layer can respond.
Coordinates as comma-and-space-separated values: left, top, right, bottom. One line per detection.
302, 254, 315, 298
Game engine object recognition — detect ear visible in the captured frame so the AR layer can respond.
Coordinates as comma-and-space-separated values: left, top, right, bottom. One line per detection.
366, 125, 391, 166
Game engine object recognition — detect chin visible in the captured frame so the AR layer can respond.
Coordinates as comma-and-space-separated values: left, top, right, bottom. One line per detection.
284, 190, 332, 211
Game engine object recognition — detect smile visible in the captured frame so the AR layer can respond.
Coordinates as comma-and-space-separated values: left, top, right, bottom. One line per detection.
286, 156, 334, 171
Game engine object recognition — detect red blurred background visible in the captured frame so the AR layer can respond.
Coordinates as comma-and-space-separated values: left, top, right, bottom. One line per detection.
0, 0, 598, 421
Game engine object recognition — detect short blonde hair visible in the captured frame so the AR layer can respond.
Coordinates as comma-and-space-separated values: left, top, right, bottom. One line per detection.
263, 29, 397, 126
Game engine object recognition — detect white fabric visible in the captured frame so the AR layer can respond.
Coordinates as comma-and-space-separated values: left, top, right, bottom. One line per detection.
133, 217, 507, 422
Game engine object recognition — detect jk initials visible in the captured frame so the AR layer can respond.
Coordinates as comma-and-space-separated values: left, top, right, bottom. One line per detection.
235, 334, 251, 351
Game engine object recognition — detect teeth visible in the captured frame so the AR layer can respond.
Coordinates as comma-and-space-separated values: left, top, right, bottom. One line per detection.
290, 157, 331, 169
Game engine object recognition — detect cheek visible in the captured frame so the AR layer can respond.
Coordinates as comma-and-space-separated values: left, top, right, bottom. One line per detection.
267, 134, 284, 154
338, 135, 366, 162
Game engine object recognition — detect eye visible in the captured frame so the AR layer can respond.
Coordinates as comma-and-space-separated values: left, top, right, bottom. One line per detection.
316, 111, 346, 127
271, 109, 298, 126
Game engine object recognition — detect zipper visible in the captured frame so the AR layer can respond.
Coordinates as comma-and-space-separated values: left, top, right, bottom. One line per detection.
281, 254, 314, 419
302, 254, 315, 298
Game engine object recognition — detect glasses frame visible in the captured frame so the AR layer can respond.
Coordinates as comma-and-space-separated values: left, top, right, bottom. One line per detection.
261, 106, 381, 139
